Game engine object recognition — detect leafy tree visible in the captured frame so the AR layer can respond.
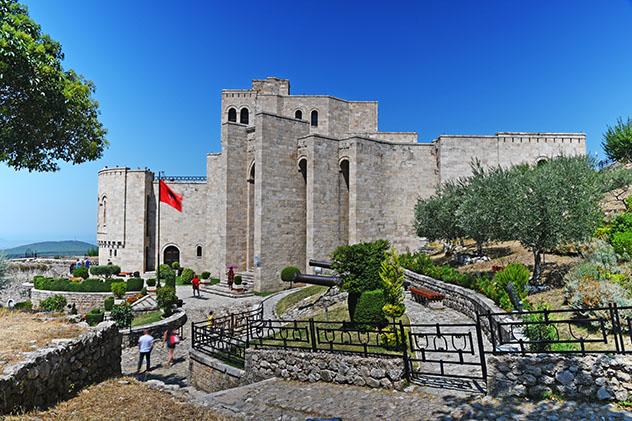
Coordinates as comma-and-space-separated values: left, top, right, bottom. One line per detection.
0, 0, 107, 171
331, 239, 389, 321
599, 166, 632, 210
110, 303, 134, 328
156, 285, 177, 317
603, 117, 632, 164
379, 247, 405, 320
414, 180, 466, 253
511, 156, 603, 282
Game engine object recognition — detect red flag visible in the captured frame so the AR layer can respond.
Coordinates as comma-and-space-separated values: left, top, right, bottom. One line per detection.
159, 180, 183, 212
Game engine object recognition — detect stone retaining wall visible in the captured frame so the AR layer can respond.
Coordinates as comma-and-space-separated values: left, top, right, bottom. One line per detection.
31, 288, 136, 314
189, 349, 246, 393
404, 269, 518, 343
488, 354, 632, 402
244, 349, 406, 390
120, 309, 188, 348
0, 321, 121, 415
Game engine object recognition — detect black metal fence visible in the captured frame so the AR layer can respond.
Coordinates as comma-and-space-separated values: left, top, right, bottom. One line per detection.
191, 302, 632, 382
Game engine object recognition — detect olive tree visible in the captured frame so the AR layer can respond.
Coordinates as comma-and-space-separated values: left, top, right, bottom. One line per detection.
603, 117, 632, 164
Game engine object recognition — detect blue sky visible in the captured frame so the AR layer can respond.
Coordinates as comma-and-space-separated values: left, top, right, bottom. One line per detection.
1, 0, 632, 247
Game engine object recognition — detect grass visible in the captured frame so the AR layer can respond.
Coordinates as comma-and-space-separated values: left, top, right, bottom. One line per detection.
8, 377, 234, 420
131, 310, 163, 327
254, 290, 275, 297
275, 285, 328, 316
0, 308, 86, 371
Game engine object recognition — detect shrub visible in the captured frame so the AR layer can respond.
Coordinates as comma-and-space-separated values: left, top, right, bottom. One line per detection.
379, 325, 403, 351
281, 266, 300, 282
171, 261, 180, 270
380, 248, 405, 320
34, 277, 114, 293
492, 263, 530, 310
181, 268, 195, 284
126, 277, 144, 291
201, 272, 211, 280
133, 271, 140, 278
159, 264, 175, 284
157, 286, 177, 317
104, 296, 114, 311
234, 275, 242, 285
85, 308, 104, 326
40, 295, 67, 312
210, 277, 220, 285
399, 252, 433, 274
523, 303, 558, 352
13, 300, 32, 310
585, 240, 619, 271
611, 231, 632, 258
164, 278, 176, 289
146, 278, 156, 287
111, 282, 127, 299
72, 266, 89, 279
110, 304, 134, 328
140, 287, 147, 296
90, 265, 121, 278
353, 289, 387, 328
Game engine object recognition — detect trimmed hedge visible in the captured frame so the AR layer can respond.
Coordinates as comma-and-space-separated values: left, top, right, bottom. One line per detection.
40, 295, 67, 312
72, 267, 89, 279
146, 278, 156, 287
201, 272, 211, 280
353, 289, 387, 327
34, 276, 115, 293
90, 265, 121, 278
126, 277, 144, 291
280, 266, 300, 282
13, 300, 33, 310
210, 277, 220, 285
104, 296, 115, 311
85, 308, 104, 326
234, 275, 242, 285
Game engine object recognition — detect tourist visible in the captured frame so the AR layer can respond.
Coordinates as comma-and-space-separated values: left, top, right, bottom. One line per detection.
69, 261, 76, 274
85, 258, 91, 269
191, 274, 201, 297
76, 258, 82, 268
207, 310, 214, 327
163, 328, 179, 366
136, 329, 154, 373
227, 267, 235, 290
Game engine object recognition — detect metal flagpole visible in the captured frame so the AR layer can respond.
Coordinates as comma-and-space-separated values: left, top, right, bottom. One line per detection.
156, 171, 162, 275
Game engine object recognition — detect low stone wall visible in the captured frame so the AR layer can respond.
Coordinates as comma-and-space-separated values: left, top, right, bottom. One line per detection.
120, 309, 188, 348
404, 269, 518, 343
244, 349, 406, 390
31, 288, 136, 314
189, 349, 246, 393
488, 354, 632, 402
0, 321, 121, 415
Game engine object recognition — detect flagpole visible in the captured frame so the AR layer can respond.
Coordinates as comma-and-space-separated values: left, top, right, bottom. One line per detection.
156, 171, 162, 275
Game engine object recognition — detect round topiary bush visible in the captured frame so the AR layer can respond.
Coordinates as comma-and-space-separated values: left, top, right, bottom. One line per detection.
146, 278, 156, 287
85, 308, 104, 326
201, 271, 211, 280
110, 303, 134, 328
353, 289, 387, 327
181, 268, 195, 284
72, 267, 89, 279
157, 286, 177, 317
104, 296, 115, 311
111, 282, 127, 299
281, 266, 300, 282
234, 275, 242, 285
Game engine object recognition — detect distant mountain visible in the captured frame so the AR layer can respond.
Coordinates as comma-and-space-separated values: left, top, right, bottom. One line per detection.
1, 241, 97, 258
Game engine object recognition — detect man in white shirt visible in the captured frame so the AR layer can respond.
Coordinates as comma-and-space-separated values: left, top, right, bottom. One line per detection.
137, 329, 154, 373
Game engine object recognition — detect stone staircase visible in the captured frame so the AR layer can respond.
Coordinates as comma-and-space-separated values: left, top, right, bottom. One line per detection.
200, 270, 255, 298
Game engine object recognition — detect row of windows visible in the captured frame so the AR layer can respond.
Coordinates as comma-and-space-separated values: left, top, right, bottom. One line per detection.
226, 108, 318, 127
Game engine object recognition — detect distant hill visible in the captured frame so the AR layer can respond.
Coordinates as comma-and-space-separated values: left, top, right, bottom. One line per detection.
1, 241, 97, 258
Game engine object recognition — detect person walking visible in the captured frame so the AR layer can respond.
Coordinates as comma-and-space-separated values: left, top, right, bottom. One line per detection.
207, 310, 214, 327
191, 275, 200, 297
85, 258, 91, 269
136, 329, 154, 373
163, 328, 179, 366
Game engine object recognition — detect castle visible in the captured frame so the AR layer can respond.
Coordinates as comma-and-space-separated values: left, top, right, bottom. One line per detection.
97, 77, 585, 291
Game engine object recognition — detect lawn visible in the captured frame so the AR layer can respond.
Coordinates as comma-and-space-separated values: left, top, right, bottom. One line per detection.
8, 377, 234, 420
131, 310, 163, 327
275, 285, 328, 316
0, 308, 86, 371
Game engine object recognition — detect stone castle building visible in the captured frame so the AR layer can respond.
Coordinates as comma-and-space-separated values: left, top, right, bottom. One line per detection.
97, 77, 585, 291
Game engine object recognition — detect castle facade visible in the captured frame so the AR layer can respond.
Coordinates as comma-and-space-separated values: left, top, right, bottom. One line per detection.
97, 77, 585, 291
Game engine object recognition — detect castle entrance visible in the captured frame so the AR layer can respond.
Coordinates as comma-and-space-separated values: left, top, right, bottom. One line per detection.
163, 245, 180, 266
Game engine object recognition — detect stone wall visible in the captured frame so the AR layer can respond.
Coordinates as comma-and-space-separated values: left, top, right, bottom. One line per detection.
1, 259, 74, 306
30, 288, 136, 314
120, 309, 187, 348
0, 322, 121, 415
488, 354, 632, 402
189, 349, 246, 393
244, 349, 406, 390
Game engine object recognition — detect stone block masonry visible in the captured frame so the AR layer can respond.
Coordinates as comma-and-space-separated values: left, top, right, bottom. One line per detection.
30, 288, 138, 314
488, 354, 632, 402
0, 321, 121, 415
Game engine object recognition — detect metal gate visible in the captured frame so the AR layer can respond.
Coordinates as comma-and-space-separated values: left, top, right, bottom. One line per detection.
405, 321, 487, 388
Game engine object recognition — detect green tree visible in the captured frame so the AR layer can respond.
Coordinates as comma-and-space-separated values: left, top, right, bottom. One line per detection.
331, 239, 390, 321
511, 156, 603, 282
0, 0, 107, 171
603, 117, 632, 164
379, 247, 405, 320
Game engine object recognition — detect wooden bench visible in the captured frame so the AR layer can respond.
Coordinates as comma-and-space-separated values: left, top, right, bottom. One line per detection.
409, 286, 445, 304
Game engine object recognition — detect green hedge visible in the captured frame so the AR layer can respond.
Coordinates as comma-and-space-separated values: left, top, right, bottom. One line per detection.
234, 275, 242, 285
146, 278, 156, 287
111, 282, 126, 299
86, 308, 104, 326
281, 266, 300, 282
181, 268, 195, 283
40, 295, 67, 312
126, 277, 144, 291
201, 272, 211, 280
13, 300, 33, 310
210, 277, 220, 285
90, 265, 121, 277
104, 296, 114, 311
72, 267, 89, 279
34, 276, 115, 293
353, 289, 387, 327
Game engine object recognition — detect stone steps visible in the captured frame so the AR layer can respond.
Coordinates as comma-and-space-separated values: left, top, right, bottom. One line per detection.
200, 283, 254, 298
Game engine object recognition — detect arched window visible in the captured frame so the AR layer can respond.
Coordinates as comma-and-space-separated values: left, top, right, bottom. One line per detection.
295, 110, 303, 120
240, 108, 249, 125
227, 108, 237, 122
196, 246, 202, 257
102, 198, 107, 227
163, 245, 180, 267
311, 110, 318, 127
